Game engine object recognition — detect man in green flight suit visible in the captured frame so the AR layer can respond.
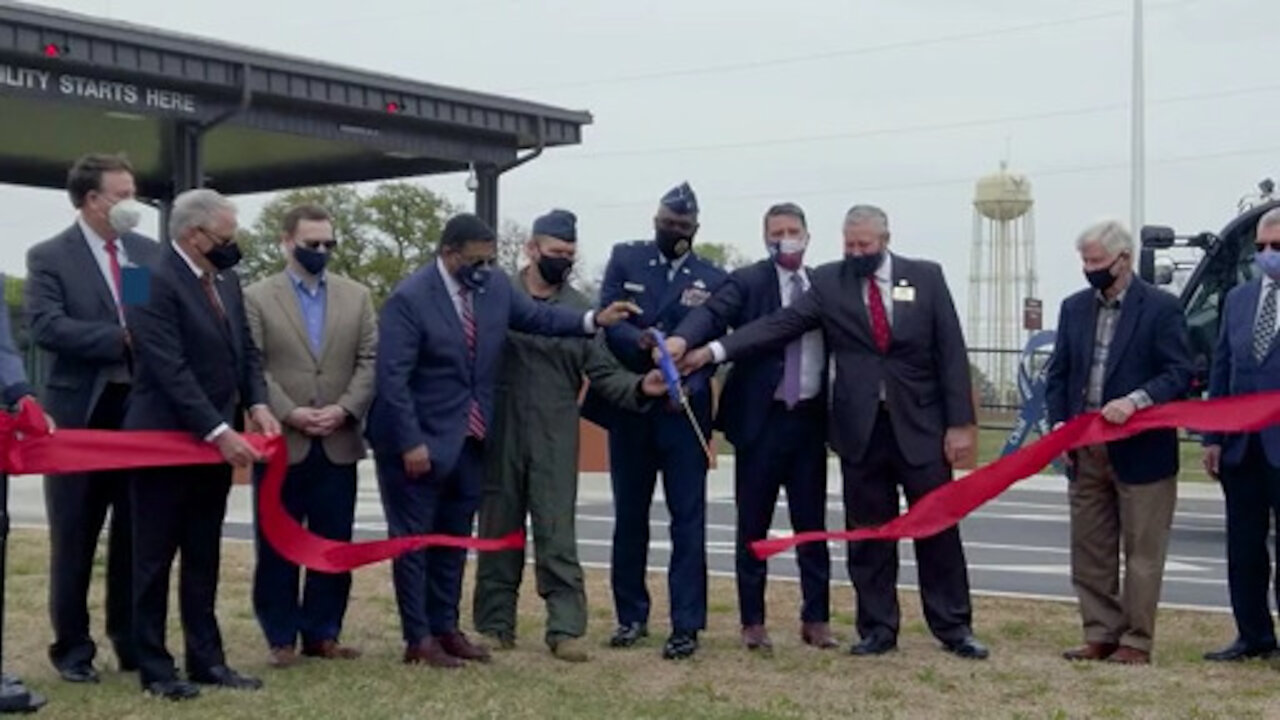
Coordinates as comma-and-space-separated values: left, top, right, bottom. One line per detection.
473, 209, 668, 662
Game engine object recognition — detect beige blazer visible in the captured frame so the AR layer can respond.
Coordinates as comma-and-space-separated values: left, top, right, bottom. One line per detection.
245, 271, 377, 465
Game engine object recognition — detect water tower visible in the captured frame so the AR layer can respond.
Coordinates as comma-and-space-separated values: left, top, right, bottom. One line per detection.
969, 162, 1038, 405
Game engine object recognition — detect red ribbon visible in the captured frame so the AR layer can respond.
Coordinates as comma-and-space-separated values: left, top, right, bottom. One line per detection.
0, 398, 524, 573
751, 391, 1280, 560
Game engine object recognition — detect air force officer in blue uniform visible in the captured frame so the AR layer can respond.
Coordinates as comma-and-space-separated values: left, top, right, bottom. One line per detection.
595, 183, 726, 659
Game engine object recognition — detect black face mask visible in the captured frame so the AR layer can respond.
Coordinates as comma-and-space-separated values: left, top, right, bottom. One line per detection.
1085, 257, 1122, 291
206, 242, 243, 271
536, 255, 573, 286
294, 245, 329, 276
655, 227, 692, 260
845, 250, 884, 278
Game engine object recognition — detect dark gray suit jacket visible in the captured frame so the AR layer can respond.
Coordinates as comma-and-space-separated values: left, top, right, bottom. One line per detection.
718, 253, 974, 467
25, 222, 160, 427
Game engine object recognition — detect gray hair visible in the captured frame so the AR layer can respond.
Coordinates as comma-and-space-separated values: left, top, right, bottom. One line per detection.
1259, 206, 1280, 231
1075, 219, 1134, 256
843, 204, 889, 236
169, 188, 236, 240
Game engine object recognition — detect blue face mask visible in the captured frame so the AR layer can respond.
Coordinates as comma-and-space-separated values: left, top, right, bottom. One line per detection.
457, 260, 493, 290
1256, 248, 1280, 281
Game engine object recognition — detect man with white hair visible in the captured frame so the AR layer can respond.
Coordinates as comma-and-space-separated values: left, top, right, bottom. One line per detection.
1202, 206, 1280, 662
679, 204, 988, 660
1044, 219, 1192, 665
123, 188, 280, 700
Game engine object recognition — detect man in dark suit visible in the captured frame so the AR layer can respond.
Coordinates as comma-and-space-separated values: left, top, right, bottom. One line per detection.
668, 202, 834, 652
1045, 219, 1192, 666
592, 182, 727, 660
24, 153, 160, 683
1202, 207, 1280, 662
365, 213, 637, 669
123, 188, 281, 700
680, 204, 988, 660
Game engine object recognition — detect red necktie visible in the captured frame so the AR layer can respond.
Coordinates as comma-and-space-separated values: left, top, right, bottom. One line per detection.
103, 239, 123, 311
866, 278, 891, 353
459, 289, 486, 440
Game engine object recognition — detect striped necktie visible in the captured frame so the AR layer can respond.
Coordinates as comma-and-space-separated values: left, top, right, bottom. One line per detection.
459, 288, 486, 440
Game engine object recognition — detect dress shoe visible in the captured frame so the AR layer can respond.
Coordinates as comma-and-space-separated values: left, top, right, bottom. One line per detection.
942, 635, 989, 660
302, 639, 361, 660
801, 622, 838, 649
741, 625, 772, 651
1204, 639, 1277, 662
268, 646, 299, 668
551, 637, 589, 663
662, 631, 699, 660
849, 635, 897, 656
57, 662, 99, 684
1106, 646, 1150, 665
436, 632, 491, 663
403, 638, 463, 669
189, 665, 263, 690
609, 622, 649, 648
143, 679, 200, 701
1063, 642, 1119, 661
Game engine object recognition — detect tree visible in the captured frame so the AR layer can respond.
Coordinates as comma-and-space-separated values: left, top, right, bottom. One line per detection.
496, 220, 528, 276
697, 242, 751, 271
239, 182, 519, 308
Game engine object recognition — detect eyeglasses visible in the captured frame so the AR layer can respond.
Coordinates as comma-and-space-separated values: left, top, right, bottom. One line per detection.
301, 239, 338, 251
1256, 241, 1280, 253
198, 227, 236, 246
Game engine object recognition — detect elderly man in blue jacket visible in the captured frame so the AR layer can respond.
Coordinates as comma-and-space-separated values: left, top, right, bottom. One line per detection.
1044, 219, 1192, 666
1202, 206, 1280, 662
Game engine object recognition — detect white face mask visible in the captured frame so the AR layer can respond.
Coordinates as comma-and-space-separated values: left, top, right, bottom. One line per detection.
107, 198, 144, 235
778, 235, 808, 255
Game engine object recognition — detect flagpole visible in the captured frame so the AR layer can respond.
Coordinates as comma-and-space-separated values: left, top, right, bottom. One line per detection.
1131, 0, 1145, 234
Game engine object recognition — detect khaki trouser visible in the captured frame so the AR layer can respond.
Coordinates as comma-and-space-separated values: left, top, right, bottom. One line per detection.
1069, 445, 1177, 652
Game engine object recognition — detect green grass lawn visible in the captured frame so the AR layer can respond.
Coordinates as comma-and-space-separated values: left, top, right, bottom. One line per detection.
2, 530, 1275, 719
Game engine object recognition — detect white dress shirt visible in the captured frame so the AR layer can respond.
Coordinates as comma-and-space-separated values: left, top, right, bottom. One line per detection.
78, 218, 128, 323
776, 265, 824, 400
434, 258, 597, 333
706, 265, 824, 399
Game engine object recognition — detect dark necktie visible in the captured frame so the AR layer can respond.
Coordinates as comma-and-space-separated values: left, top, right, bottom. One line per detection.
200, 274, 226, 324
1255, 282, 1277, 363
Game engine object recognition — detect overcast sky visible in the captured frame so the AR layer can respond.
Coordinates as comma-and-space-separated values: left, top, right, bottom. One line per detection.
1, 0, 1276, 331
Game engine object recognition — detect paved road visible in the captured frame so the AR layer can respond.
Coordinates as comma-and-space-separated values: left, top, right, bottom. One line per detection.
7, 457, 1232, 611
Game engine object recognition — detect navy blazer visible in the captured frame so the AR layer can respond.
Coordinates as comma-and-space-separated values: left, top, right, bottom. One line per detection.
123, 246, 267, 437
0, 274, 32, 405
1203, 278, 1280, 468
1044, 278, 1193, 484
365, 262, 590, 478
674, 259, 826, 448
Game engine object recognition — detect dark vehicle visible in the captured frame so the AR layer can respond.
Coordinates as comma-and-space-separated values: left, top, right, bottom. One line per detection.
1138, 180, 1279, 391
